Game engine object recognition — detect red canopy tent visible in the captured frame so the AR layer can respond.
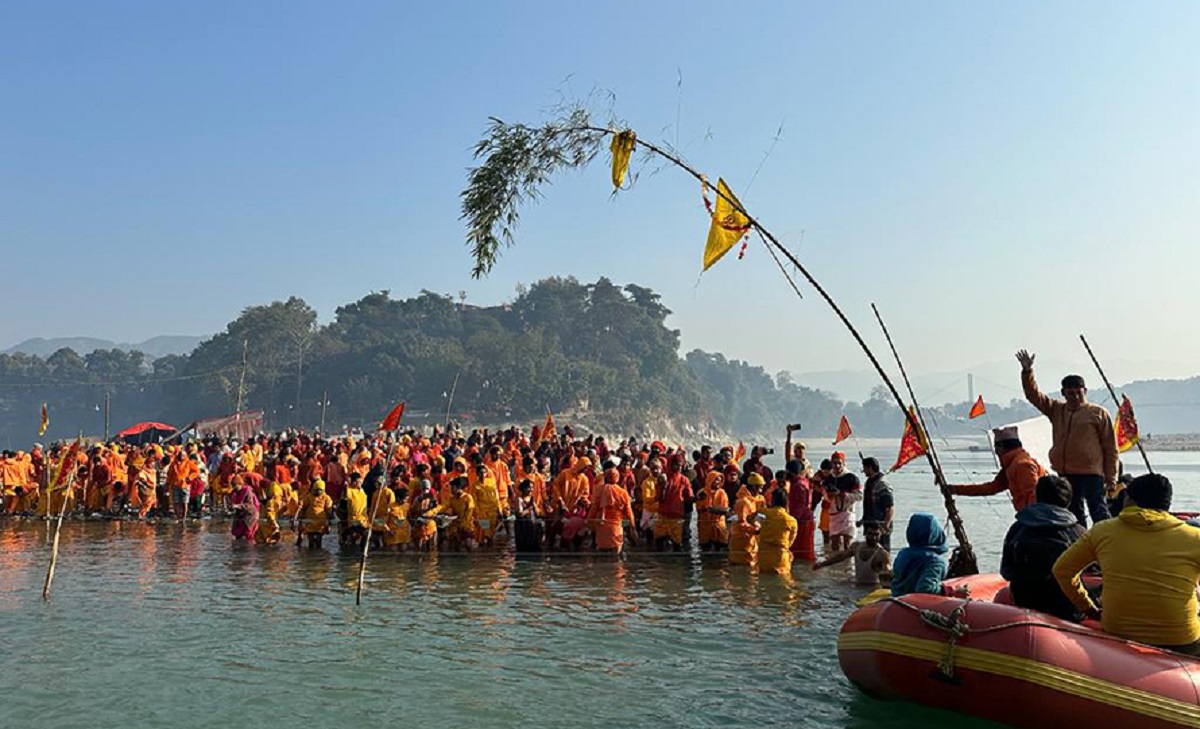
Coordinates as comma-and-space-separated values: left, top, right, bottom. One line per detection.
116, 421, 176, 445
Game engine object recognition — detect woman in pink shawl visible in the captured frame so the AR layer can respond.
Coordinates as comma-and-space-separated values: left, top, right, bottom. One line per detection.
230, 477, 260, 541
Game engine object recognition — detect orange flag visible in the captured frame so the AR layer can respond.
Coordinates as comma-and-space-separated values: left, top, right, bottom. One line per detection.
39, 403, 49, 436
968, 396, 986, 420
379, 402, 405, 431
542, 410, 556, 442
890, 407, 929, 472
1115, 395, 1140, 453
734, 441, 746, 463
833, 415, 853, 445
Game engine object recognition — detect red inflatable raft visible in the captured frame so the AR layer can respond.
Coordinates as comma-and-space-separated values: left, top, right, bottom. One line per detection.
839, 574, 1200, 729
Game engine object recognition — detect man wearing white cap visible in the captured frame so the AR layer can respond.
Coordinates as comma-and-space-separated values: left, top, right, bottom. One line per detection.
948, 425, 1046, 512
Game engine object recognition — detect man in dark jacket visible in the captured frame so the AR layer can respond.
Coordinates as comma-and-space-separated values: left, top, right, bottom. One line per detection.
861, 457, 895, 551
1001, 475, 1085, 620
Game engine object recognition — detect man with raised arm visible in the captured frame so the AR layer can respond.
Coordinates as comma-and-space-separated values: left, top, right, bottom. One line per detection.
1016, 349, 1117, 526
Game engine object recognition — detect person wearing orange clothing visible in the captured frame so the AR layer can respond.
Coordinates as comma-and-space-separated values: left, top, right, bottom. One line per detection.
559, 458, 592, 520
1, 451, 27, 514
592, 468, 636, 554
166, 449, 199, 519
520, 456, 547, 513
756, 488, 799, 575
411, 480, 443, 552
485, 445, 511, 506
696, 471, 730, 551
948, 426, 1046, 514
729, 475, 764, 566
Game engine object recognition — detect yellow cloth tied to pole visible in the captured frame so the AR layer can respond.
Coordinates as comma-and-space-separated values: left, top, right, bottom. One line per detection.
702, 178, 750, 271
610, 130, 636, 189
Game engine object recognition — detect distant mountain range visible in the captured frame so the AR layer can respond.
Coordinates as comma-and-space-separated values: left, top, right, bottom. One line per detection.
4, 335, 205, 359
796, 357, 1200, 405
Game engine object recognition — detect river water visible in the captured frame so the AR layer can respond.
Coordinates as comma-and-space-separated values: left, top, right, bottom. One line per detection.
1, 452, 1193, 729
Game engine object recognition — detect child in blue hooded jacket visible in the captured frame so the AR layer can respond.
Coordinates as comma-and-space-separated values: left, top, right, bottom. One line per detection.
890, 512, 948, 596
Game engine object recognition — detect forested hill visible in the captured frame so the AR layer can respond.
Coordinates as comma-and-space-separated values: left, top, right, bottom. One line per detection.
2, 275, 1165, 447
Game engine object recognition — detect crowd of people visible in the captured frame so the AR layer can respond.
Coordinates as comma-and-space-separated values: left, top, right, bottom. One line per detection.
0, 419, 893, 576
5, 348, 1200, 656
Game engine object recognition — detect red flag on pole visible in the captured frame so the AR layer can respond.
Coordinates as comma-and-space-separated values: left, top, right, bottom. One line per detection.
890, 407, 929, 472
1115, 395, 1140, 453
53, 438, 82, 489
542, 409, 556, 442
379, 402, 405, 432
833, 415, 853, 445
968, 396, 986, 420
734, 441, 746, 463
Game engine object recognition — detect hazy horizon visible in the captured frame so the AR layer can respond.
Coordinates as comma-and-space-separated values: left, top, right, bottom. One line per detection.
4, 2, 1196, 388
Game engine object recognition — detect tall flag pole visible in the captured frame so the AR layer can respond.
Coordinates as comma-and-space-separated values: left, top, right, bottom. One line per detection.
1080, 335, 1152, 473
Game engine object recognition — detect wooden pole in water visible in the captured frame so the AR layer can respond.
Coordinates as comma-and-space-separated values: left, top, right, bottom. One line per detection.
355, 437, 397, 605
355, 486, 384, 605
871, 303, 978, 576
42, 468, 77, 601
1080, 334, 1153, 474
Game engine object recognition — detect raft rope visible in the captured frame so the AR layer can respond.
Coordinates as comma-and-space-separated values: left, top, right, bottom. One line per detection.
915, 602, 970, 678
883, 596, 1198, 667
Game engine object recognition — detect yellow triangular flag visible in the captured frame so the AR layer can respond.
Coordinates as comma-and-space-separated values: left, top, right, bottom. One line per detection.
702, 178, 749, 271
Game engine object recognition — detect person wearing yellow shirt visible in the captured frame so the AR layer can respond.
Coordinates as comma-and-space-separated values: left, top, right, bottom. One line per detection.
445, 477, 477, 551
368, 480, 398, 545
410, 479, 443, 552
730, 475, 765, 567
1054, 474, 1200, 655
383, 485, 412, 550
637, 458, 662, 544
340, 472, 369, 548
298, 480, 334, 549
254, 481, 283, 545
757, 488, 799, 575
471, 464, 502, 545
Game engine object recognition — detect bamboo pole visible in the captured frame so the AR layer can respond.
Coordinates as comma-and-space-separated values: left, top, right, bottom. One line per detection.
872, 303, 977, 575
444, 374, 459, 430
42, 468, 77, 601
1080, 334, 1153, 473
574, 124, 975, 568
355, 488, 384, 605
355, 437, 398, 604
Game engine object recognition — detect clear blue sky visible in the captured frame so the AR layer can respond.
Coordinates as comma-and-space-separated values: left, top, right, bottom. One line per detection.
2, 1, 1196, 384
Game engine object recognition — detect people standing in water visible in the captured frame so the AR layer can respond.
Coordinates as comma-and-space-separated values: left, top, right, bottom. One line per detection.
825, 452, 861, 552
814, 521, 891, 588
859, 458, 894, 552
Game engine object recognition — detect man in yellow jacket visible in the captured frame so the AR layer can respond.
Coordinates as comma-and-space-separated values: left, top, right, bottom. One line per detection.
1053, 474, 1200, 654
